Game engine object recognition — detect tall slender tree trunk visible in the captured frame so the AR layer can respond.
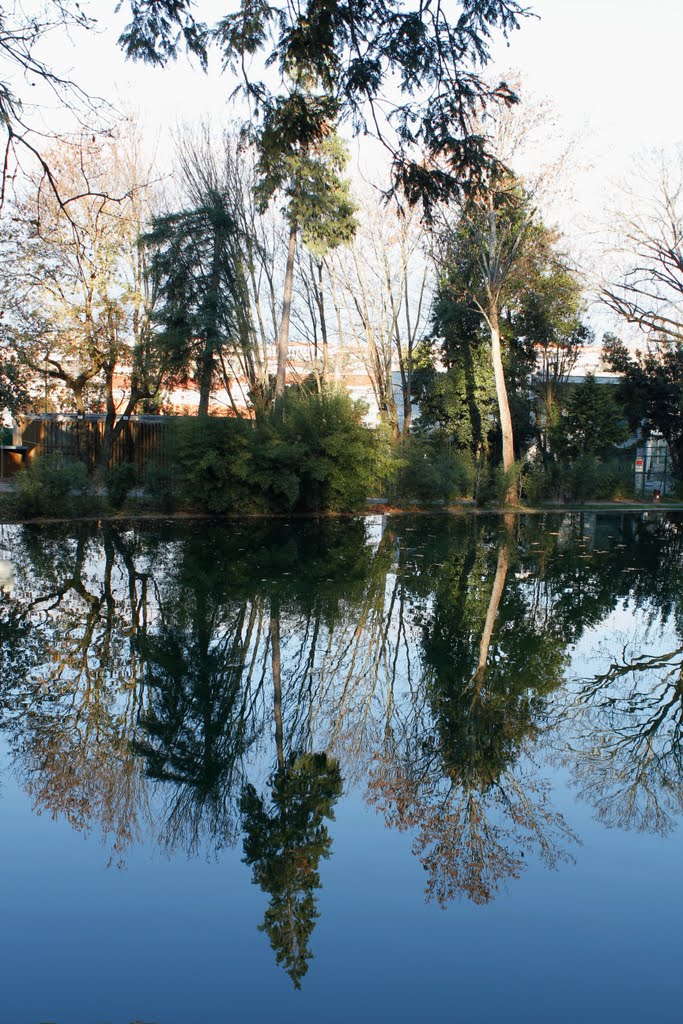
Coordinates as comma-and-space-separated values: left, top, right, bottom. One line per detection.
197, 346, 214, 417
329, 265, 344, 385
197, 220, 225, 417
382, 346, 400, 440
98, 363, 117, 472
489, 308, 516, 502
275, 223, 298, 412
403, 348, 413, 438
73, 384, 86, 465
397, 349, 412, 438
315, 260, 330, 384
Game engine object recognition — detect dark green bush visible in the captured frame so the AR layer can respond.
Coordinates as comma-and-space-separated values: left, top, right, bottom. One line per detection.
16, 453, 93, 518
549, 375, 629, 459
589, 462, 634, 501
106, 461, 138, 509
472, 459, 523, 506
249, 417, 304, 512
395, 437, 473, 502
280, 388, 379, 512
521, 455, 634, 504
143, 459, 179, 512
170, 416, 260, 513
522, 459, 565, 505
166, 387, 380, 515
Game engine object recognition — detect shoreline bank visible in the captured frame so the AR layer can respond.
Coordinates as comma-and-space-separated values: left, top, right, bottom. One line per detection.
1, 499, 682, 527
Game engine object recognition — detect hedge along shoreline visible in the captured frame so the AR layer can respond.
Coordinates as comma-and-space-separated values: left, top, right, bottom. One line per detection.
5, 387, 663, 521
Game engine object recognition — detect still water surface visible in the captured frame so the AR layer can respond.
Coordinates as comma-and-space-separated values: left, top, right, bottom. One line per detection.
1, 512, 681, 1023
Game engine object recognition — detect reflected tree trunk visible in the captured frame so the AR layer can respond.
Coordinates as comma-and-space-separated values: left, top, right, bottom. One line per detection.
473, 540, 510, 692
270, 595, 285, 771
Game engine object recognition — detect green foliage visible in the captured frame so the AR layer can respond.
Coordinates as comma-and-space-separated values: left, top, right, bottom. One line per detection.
522, 371, 633, 504
241, 752, 342, 988
603, 335, 683, 478
119, 0, 528, 216
257, 128, 357, 255
420, 191, 566, 462
522, 455, 634, 504
411, 338, 497, 455
0, 491, 19, 520
369, 420, 403, 497
549, 374, 629, 460
280, 387, 378, 512
0, 341, 30, 415
474, 459, 523, 506
520, 263, 592, 431
16, 453, 94, 518
105, 461, 138, 510
168, 388, 380, 514
142, 459, 179, 512
394, 437, 473, 503
519, 264, 588, 353
171, 416, 261, 514
144, 188, 252, 409
447, 177, 547, 313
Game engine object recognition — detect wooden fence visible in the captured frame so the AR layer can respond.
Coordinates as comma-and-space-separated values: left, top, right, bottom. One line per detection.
18, 414, 169, 472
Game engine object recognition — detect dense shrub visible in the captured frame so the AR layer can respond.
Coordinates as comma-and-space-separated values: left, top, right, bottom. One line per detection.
106, 461, 138, 509
521, 459, 564, 505
16, 453, 94, 518
280, 388, 379, 512
549, 375, 629, 460
394, 437, 473, 503
143, 459, 180, 512
166, 387, 380, 514
171, 416, 260, 513
521, 455, 634, 504
470, 458, 525, 506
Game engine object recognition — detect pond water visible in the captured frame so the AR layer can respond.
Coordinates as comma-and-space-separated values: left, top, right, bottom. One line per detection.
0, 512, 682, 1023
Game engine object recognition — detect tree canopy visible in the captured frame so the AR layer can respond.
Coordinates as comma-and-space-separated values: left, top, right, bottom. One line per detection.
145, 193, 250, 416
604, 335, 683, 478
550, 373, 628, 461
118, 0, 529, 213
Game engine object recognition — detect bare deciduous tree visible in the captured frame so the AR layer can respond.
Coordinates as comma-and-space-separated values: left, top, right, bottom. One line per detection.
602, 148, 683, 342
332, 192, 433, 437
5, 126, 160, 466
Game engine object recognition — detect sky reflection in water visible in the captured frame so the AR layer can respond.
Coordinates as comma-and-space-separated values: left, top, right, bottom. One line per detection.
0, 511, 681, 1023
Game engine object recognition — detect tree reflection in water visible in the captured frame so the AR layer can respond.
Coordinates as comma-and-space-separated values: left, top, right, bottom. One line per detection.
367, 518, 577, 904
241, 753, 342, 988
557, 642, 683, 834
0, 526, 157, 864
1, 512, 683, 981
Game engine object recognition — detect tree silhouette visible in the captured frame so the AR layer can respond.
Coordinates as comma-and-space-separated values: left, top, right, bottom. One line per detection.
134, 604, 262, 853
241, 752, 342, 988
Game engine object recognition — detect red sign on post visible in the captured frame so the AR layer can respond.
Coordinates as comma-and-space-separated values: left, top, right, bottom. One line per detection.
635, 458, 644, 470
